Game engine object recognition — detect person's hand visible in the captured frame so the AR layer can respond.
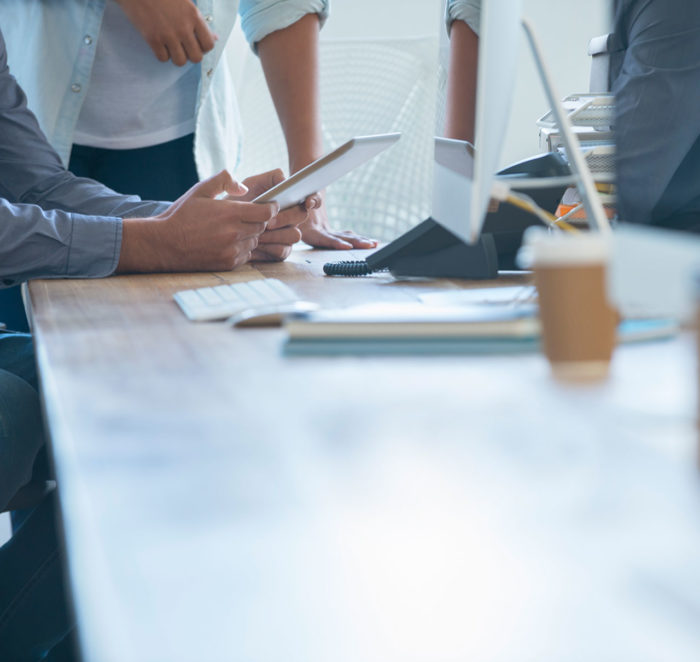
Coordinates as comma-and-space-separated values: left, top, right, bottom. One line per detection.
234, 169, 315, 262
115, 0, 216, 66
117, 170, 278, 273
298, 194, 378, 250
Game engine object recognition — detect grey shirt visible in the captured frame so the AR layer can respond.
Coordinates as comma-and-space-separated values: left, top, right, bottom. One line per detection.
610, 0, 700, 231
0, 28, 168, 287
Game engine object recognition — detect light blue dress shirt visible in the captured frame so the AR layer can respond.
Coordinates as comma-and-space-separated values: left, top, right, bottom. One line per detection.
0, 0, 329, 175
0, 30, 167, 287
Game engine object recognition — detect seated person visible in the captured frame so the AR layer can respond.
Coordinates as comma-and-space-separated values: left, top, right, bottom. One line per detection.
0, 30, 312, 284
0, 0, 376, 250
0, 332, 71, 661
610, 0, 700, 232
0, 20, 310, 658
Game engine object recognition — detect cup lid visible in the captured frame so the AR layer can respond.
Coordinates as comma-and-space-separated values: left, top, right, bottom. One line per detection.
518, 227, 611, 268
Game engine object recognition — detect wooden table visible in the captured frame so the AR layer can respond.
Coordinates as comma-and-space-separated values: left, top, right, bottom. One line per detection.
27, 248, 700, 662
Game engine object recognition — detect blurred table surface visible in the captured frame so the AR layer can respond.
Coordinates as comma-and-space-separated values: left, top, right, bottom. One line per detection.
26, 247, 700, 662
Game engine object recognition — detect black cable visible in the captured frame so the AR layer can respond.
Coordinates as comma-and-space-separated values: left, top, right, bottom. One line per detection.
323, 260, 385, 276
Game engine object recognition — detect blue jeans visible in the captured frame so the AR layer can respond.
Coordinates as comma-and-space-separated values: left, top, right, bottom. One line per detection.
0, 331, 41, 510
0, 332, 76, 661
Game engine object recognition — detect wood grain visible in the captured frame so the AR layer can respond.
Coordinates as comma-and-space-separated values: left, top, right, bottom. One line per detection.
26, 249, 700, 662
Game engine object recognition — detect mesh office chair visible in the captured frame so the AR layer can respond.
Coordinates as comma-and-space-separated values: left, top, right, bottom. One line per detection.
233, 36, 443, 242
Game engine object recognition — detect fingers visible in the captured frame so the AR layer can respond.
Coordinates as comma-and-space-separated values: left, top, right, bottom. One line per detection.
304, 194, 322, 211
182, 14, 216, 62
268, 204, 308, 230
333, 231, 378, 249
241, 168, 286, 199
165, 39, 188, 67
154, 25, 215, 66
193, 170, 248, 199
299, 225, 379, 250
231, 200, 279, 224
251, 225, 303, 262
149, 39, 170, 63
182, 31, 204, 63
194, 22, 216, 54
250, 245, 293, 263
257, 226, 303, 246
219, 235, 260, 270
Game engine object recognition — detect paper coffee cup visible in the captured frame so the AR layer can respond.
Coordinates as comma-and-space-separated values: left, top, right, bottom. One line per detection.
523, 229, 617, 381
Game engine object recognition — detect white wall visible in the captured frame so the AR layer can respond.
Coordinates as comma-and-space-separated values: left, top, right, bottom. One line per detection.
226, 0, 610, 237
504, 0, 611, 167
320, 0, 441, 41
319, 0, 611, 167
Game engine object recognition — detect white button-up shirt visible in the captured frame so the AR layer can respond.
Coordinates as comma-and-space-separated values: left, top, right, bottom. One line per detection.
0, 0, 328, 177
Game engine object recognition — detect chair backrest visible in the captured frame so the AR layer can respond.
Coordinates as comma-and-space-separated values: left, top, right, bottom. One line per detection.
233, 37, 442, 242
587, 34, 612, 94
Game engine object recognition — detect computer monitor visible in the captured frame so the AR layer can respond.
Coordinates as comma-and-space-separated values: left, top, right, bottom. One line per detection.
469, 0, 525, 243
433, 0, 610, 245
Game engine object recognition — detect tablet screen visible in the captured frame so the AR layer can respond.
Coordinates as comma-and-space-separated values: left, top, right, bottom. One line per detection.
252, 133, 401, 209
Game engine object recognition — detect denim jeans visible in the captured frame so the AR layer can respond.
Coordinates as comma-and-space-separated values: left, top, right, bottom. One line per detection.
0, 332, 42, 510
0, 331, 76, 661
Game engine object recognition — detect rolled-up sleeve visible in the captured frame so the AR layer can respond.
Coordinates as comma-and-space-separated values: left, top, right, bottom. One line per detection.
239, 0, 329, 50
447, 0, 482, 36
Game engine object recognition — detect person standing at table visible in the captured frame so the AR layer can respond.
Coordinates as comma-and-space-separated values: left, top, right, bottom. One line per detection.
0, 0, 376, 253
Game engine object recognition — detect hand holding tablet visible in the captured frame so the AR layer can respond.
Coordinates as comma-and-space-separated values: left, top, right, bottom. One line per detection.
250, 133, 401, 209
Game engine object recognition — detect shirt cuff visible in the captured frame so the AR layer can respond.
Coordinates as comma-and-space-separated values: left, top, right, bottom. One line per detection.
446, 0, 482, 36
66, 214, 123, 279
240, 0, 329, 51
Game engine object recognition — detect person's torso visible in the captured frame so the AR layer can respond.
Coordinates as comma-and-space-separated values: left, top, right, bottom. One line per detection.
0, 0, 239, 170
72, 0, 200, 150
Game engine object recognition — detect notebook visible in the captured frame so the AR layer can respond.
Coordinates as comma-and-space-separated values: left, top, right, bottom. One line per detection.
283, 302, 678, 356
284, 302, 541, 355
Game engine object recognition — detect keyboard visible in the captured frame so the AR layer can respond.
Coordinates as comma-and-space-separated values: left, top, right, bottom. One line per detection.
174, 278, 317, 325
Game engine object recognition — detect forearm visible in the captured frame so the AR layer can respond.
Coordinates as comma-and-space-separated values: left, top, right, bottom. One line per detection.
257, 13, 322, 172
117, 217, 169, 274
445, 19, 479, 143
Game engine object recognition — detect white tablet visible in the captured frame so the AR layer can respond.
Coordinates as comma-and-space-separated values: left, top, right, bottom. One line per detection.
252, 133, 401, 209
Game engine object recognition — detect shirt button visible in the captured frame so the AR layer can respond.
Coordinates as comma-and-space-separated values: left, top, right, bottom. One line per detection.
205, 14, 213, 22
84, 35, 93, 45
71, 83, 81, 93
206, 68, 213, 77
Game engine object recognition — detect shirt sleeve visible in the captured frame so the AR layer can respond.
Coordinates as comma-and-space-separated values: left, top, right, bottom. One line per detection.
446, 0, 482, 36
239, 0, 329, 50
0, 28, 168, 286
0, 201, 123, 287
